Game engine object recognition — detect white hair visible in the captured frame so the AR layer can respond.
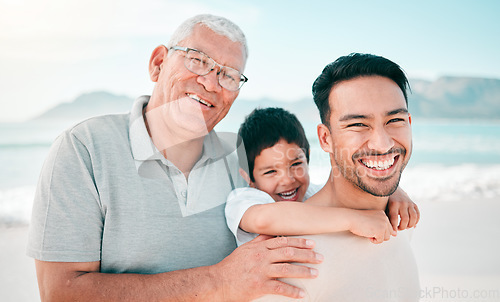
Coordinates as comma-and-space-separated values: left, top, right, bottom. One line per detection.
167, 14, 248, 60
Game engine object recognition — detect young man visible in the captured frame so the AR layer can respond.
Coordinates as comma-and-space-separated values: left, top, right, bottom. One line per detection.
27, 15, 321, 301
255, 53, 421, 301
226, 107, 419, 246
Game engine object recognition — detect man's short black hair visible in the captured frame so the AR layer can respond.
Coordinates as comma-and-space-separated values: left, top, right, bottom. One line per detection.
237, 107, 310, 182
312, 53, 410, 128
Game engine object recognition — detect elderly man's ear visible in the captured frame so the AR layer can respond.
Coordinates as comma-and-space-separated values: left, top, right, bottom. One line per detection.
149, 45, 168, 82
317, 124, 334, 154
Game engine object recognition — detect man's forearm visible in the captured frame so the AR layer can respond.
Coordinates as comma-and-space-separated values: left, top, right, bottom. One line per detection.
36, 261, 223, 302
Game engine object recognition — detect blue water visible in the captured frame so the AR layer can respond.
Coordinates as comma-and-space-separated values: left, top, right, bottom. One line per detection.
409, 120, 500, 165
0, 120, 77, 189
1, 118, 500, 224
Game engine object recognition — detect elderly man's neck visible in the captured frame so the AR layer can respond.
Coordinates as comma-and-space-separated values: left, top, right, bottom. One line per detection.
143, 106, 206, 177
162, 139, 205, 177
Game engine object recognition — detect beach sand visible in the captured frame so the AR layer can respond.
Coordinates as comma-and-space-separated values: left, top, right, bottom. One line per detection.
1, 198, 499, 302
412, 198, 500, 302
0, 225, 39, 301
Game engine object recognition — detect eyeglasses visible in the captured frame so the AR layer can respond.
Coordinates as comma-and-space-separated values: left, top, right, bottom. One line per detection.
170, 46, 248, 91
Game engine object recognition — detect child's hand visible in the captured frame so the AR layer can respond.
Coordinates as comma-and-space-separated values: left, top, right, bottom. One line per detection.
348, 210, 397, 244
387, 188, 420, 231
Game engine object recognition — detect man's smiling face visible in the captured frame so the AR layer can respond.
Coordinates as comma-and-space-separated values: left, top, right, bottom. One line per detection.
326, 75, 412, 197
149, 24, 246, 134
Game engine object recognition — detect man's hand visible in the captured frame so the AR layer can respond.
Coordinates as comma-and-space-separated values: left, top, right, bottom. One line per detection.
387, 187, 420, 231
347, 210, 396, 244
211, 235, 323, 301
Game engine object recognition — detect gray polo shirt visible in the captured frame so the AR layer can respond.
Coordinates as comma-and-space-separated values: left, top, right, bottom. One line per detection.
27, 96, 245, 273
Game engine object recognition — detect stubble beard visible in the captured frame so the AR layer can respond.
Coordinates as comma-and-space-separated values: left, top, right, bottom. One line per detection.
333, 149, 408, 197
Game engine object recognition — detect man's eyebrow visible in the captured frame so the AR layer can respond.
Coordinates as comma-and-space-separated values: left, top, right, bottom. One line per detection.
387, 108, 408, 116
339, 108, 408, 122
339, 114, 372, 121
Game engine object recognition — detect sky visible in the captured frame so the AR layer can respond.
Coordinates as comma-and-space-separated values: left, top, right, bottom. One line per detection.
0, 0, 499, 122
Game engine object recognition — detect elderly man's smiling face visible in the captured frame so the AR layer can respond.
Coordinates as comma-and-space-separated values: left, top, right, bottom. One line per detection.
148, 24, 246, 134
320, 75, 413, 197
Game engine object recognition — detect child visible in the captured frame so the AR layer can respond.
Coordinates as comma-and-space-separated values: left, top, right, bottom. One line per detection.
225, 107, 419, 246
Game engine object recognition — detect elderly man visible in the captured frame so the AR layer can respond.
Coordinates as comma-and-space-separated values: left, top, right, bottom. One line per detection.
27, 14, 322, 301
256, 53, 420, 301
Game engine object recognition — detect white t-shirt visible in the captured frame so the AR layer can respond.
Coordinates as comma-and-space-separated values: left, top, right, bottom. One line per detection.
225, 184, 322, 246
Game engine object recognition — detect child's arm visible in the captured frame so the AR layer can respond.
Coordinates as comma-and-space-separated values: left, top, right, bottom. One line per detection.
242, 200, 395, 244
227, 187, 396, 244
387, 187, 420, 231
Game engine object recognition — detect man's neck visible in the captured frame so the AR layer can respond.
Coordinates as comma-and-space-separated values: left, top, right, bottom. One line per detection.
162, 139, 205, 177
143, 106, 205, 176
313, 167, 389, 211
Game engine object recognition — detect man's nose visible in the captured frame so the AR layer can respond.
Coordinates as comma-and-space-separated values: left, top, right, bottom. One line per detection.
197, 68, 222, 93
367, 127, 394, 153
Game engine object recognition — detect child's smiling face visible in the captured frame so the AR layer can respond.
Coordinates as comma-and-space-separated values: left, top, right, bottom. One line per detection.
250, 139, 310, 202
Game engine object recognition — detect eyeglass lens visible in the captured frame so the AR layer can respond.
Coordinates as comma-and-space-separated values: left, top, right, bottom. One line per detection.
184, 49, 244, 91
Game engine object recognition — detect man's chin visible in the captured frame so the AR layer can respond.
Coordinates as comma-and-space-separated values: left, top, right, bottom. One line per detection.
355, 175, 401, 197
359, 184, 398, 197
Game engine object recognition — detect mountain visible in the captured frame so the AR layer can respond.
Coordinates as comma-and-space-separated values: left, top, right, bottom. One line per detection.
32, 77, 500, 122
408, 77, 500, 119
33, 91, 134, 121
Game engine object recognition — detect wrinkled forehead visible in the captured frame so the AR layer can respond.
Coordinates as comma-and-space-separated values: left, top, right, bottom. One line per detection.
180, 24, 247, 72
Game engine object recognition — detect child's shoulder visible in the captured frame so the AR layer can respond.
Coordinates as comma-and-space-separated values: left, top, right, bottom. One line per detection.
227, 187, 275, 204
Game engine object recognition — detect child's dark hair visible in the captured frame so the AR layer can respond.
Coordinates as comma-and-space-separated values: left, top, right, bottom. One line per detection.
237, 107, 310, 182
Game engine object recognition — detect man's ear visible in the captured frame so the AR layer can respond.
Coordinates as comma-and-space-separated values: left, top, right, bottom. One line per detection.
239, 168, 256, 187
149, 45, 168, 82
317, 124, 334, 153
408, 113, 412, 125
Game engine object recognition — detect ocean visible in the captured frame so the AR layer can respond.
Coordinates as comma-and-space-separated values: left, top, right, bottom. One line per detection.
1, 118, 500, 225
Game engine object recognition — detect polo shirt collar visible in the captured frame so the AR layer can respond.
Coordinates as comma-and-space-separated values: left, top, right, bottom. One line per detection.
129, 95, 163, 161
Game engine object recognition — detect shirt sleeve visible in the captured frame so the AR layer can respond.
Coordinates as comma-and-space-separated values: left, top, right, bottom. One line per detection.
27, 129, 104, 262
225, 187, 276, 246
